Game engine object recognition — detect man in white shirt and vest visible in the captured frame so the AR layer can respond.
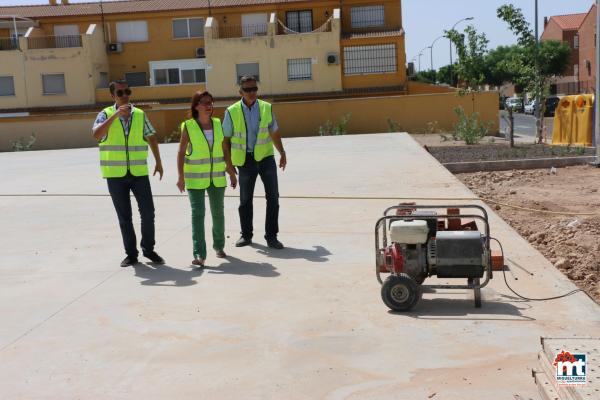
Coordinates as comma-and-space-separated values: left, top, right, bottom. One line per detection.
222, 75, 287, 249
92, 79, 165, 267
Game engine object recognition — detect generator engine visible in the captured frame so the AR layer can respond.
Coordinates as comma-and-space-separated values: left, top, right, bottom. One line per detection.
378, 209, 487, 285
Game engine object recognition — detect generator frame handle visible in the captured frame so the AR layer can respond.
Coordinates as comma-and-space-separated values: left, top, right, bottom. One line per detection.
375, 210, 493, 291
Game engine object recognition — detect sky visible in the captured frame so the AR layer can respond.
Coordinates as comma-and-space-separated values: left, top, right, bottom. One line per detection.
0, 0, 596, 71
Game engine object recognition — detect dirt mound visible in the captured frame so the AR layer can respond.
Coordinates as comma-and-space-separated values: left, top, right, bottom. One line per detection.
458, 166, 600, 303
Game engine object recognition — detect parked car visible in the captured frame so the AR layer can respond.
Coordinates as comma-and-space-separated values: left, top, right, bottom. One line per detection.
544, 96, 561, 117
505, 97, 524, 113
524, 100, 536, 115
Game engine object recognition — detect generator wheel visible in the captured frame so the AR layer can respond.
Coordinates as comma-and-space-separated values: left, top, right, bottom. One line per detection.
381, 273, 421, 312
472, 278, 482, 308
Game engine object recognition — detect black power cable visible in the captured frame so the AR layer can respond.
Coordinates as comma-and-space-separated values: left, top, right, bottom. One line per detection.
491, 237, 583, 301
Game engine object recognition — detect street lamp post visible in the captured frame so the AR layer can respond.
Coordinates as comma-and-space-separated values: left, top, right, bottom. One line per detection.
430, 35, 445, 71
449, 16, 474, 86
418, 46, 429, 72
534, 0, 543, 143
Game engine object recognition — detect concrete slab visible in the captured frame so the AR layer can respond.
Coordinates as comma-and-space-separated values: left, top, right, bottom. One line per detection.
0, 133, 599, 399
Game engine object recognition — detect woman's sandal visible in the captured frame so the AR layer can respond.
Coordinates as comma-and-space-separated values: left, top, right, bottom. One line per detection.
192, 258, 205, 267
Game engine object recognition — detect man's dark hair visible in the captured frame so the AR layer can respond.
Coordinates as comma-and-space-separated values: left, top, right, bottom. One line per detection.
109, 79, 128, 95
239, 75, 257, 87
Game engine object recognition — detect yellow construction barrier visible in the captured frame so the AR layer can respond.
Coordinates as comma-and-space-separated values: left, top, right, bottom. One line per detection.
573, 94, 594, 146
552, 96, 575, 145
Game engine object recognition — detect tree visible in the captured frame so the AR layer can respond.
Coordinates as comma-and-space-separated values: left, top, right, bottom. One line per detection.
411, 69, 437, 84
445, 25, 490, 89
497, 4, 571, 143
436, 65, 454, 86
484, 45, 522, 87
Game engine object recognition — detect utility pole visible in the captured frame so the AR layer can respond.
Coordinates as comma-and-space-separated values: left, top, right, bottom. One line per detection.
534, 0, 543, 144
595, 0, 600, 162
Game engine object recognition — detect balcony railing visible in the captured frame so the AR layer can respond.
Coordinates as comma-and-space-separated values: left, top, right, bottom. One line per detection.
217, 24, 269, 39
342, 22, 402, 38
0, 37, 18, 51
27, 35, 82, 50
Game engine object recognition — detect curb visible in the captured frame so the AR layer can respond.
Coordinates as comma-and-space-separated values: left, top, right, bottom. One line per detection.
444, 156, 596, 173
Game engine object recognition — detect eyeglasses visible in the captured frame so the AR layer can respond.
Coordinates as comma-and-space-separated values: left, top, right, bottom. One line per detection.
116, 88, 132, 97
198, 100, 213, 106
241, 86, 259, 93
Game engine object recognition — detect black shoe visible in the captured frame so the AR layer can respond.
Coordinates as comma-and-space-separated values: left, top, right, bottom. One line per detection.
143, 251, 165, 264
266, 238, 284, 250
235, 236, 252, 247
120, 256, 138, 267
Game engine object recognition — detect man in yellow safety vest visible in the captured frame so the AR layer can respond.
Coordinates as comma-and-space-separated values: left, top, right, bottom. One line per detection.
92, 79, 165, 267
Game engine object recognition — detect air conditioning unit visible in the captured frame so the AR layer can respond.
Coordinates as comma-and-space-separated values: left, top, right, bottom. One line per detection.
195, 47, 206, 58
107, 42, 123, 53
326, 52, 339, 65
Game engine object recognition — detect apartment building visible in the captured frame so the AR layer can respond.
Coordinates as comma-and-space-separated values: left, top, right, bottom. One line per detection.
577, 3, 597, 92
540, 12, 587, 84
0, 0, 406, 111
541, 3, 597, 95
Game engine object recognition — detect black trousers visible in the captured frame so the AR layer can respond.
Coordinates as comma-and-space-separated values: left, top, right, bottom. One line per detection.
107, 173, 155, 258
238, 154, 279, 240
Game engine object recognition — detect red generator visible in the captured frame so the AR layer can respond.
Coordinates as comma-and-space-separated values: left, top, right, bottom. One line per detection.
375, 203, 505, 311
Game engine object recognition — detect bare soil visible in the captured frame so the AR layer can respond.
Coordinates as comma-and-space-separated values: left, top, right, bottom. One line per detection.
457, 165, 600, 303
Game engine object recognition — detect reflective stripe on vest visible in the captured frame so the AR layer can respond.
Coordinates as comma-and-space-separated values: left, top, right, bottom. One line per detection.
183, 117, 227, 190
98, 106, 149, 178
226, 99, 274, 166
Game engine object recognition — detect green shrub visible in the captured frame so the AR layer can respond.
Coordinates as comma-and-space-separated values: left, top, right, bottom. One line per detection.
319, 113, 351, 136
11, 133, 36, 151
387, 118, 402, 132
453, 107, 491, 145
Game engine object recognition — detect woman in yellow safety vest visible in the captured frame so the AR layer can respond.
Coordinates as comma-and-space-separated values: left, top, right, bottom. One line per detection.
177, 91, 237, 267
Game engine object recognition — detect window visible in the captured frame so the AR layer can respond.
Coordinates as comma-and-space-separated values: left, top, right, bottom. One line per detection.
236, 63, 260, 83
350, 5, 385, 28
182, 69, 206, 83
574, 34, 579, 49
124, 72, 147, 87
241, 14, 268, 37
54, 24, 79, 36
287, 58, 312, 81
98, 72, 109, 88
574, 64, 579, 78
116, 21, 149, 42
286, 10, 312, 33
153, 68, 180, 85
0, 76, 15, 96
172, 18, 204, 39
42, 73, 66, 94
343, 44, 397, 75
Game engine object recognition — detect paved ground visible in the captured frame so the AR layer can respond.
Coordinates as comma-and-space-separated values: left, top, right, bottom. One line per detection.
1, 133, 598, 399
499, 111, 555, 142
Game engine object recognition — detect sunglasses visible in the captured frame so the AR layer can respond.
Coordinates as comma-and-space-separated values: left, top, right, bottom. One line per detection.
241, 86, 259, 93
116, 88, 132, 97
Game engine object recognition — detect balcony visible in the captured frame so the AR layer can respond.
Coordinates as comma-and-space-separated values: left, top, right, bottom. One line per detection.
218, 23, 269, 39
0, 37, 18, 51
342, 7, 402, 39
27, 35, 82, 50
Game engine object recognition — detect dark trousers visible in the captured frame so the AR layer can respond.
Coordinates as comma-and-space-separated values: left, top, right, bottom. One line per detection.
238, 154, 279, 240
107, 173, 155, 258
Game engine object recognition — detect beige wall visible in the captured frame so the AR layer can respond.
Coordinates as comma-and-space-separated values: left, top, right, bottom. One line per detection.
273, 91, 499, 136
0, 91, 498, 151
407, 81, 457, 95
204, 14, 342, 98
0, 24, 108, 110
95, 83, 206, 103
0, 50, 28, 109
